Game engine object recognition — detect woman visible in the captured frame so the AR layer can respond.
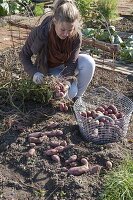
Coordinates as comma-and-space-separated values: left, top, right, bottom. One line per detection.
19, 0, 95, 101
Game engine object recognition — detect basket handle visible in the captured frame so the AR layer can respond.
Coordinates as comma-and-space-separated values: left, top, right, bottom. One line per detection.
95, 115, 114, 122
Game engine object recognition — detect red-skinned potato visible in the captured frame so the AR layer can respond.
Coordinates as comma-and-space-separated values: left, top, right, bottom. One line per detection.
68, 165, 88, 176
65, 155, 77, 164
80, 111, 87, 118
91, 110, 97, 118
108, 114, 117, 120
58, 91, 65, 98
51, 155, 60, 162
107, 109, 113, 114
106, 160, 112, 170
63, 104, 69, 112
104, 110, 108, 115
41, 130, 63, 137
27, 148, 36, 157
59, 103, 64, 112
70, 162, 78, 167
55, 145, 65, 153
101, 104, 108, 110
108, 105, 118, 114
29, 143, 36, 147
95, 107, 105, 113
116, 112, 124, 119
28, 132, 41, 138
28, 137, 43, 144
68, 158, 89, 176
45, 149, 58, 156
87, 111, 92, 117
99, 122, 104, 127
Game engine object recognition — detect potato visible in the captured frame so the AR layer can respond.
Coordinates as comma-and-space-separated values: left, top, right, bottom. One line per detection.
68, 165, 88, 176
56, 91, 64, 98
99, 122, 104, 127
108, 105, 118, 114
106, 161, 112, 170
116, 112, 124, 119
70, 162, 78, 167
107, 109, 113, 114
51, 155, 60, 162
86, 111, 91, 117
63, 104, 69, 112
80, 111, 87, 118
95, 107, 105, 113
29, 143, 36, 147
55, 145, 65, 153
104, 110, 108, 115
68, 158, 89, 176
59, 103, 64, 112
65, 155, 77, 164
27, 148, 36, 157
88, 117, 93, 122
28, 137, 43, 144
91, 110, 97, 118
108, 114, 117, 120
101, 104, 108, 110
45, 149, 58, 156
81, 158, 88, 167
42, 130, 63, 137
28, 132, 41, 138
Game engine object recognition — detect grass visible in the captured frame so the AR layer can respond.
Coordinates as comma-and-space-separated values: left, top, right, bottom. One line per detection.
100, 156, 133, 200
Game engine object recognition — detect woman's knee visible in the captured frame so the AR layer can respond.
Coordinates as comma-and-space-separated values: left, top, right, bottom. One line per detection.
78, 54, 95, 73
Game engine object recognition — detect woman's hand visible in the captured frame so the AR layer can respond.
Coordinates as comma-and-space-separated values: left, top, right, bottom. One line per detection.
33, 72, 44, 84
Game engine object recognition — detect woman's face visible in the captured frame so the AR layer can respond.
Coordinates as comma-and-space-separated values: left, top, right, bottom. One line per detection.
54, 20, 75, 40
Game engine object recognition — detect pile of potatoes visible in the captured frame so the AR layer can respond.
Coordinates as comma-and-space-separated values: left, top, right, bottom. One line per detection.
79, 104, 125, 139
26, 120, 103, 176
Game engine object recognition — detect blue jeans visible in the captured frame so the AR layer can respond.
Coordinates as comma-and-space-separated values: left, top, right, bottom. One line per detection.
48, 54, 95, 99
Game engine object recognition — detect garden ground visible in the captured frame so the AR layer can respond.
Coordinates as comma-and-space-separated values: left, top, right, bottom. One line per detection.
0, 1, 133, 200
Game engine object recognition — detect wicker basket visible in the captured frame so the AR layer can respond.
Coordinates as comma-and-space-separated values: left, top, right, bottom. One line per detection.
73, 87, 133, 144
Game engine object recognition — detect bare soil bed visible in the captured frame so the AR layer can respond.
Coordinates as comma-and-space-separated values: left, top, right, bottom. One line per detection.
0, 45, 133, 200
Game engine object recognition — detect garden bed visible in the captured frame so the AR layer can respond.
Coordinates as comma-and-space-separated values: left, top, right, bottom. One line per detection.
0, 45, 133, 199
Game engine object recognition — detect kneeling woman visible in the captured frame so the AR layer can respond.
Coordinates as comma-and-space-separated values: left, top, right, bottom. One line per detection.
19, 0, 95, 100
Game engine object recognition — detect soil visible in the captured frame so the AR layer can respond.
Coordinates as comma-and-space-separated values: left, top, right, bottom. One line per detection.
0, 2, 133, 200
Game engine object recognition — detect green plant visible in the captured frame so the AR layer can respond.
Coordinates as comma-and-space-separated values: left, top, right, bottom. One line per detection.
97, 0, 118, 22
0, 0, 32, 16
33, 3, 44, 16
119, 35, 133, 64
100, 157, 133, 200
76, 0, 96, 23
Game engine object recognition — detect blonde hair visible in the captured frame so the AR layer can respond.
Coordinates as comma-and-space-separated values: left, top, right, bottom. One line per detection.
53, 0, 81, 24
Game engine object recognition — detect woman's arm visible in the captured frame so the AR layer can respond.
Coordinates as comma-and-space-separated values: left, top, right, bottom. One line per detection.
19, 27, 40, 77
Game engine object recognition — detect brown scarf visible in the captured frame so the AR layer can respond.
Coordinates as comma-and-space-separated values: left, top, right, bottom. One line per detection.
47, 24, 73, 68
